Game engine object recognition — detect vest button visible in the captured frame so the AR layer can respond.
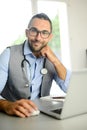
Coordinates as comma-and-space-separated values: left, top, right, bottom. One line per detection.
25, 84, 29, 87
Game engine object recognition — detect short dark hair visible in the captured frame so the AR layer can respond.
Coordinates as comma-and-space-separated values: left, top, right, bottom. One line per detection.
28, 13, 52, 32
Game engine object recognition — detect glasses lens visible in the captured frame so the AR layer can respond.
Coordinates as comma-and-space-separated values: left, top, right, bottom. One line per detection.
41, 30, 50, 38
29, 28, 37, 36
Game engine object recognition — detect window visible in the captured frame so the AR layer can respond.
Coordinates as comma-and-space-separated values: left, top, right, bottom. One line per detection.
0, 0, 32, 53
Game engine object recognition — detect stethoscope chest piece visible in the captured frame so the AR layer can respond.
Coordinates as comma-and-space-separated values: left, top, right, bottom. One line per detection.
41, 68, 48, 75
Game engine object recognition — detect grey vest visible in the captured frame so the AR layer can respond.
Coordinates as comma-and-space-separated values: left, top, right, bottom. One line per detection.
1, 43, 56, 101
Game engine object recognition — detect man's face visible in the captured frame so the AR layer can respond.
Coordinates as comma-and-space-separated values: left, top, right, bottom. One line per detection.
26, 18, 52, 53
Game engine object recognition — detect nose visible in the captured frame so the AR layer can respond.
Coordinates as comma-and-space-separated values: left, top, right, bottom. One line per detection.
35, 32, 42, 40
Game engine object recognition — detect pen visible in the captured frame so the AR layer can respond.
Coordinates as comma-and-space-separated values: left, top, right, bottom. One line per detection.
52, 96, 65, 99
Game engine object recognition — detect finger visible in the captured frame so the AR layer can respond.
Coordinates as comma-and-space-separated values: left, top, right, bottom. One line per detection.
15, 106, 30, 117
21, 102, 36, 113
26, 100, 38, 111
40, 51, 46, 57
14, 109, 29, 118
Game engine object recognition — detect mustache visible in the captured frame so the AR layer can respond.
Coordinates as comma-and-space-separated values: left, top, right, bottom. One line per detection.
31, 39, 41, 43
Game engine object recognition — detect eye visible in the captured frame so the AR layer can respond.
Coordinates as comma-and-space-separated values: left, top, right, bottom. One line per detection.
30, 27, 37, 32
42, 30, 50, 35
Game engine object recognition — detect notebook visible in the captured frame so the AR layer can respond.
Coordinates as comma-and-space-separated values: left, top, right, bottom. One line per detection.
34, 69, 87, 119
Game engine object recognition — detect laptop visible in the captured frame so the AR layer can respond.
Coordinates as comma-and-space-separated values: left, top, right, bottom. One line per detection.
34, 69, 87, 119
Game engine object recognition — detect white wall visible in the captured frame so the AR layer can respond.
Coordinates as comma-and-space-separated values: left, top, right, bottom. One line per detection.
66, 0, 87, 70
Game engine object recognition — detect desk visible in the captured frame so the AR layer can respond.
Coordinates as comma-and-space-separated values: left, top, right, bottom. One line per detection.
0, 112, 87, 130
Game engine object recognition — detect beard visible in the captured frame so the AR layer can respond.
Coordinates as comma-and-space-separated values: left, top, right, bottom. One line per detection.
28, 40, 47, 53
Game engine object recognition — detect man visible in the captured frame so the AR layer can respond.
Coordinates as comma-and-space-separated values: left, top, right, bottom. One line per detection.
0, 13, 71, 117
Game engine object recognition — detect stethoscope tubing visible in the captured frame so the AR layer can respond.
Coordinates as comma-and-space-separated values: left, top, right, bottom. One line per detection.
21, 41, 48, 75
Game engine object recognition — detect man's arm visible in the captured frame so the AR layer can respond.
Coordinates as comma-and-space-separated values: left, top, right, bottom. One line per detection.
0, 99, 38, 117
40, 45, 67, 80
0, 48, 10, 94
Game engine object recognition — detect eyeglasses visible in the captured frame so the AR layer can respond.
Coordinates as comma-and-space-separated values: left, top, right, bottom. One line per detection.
28, 27, 51, 39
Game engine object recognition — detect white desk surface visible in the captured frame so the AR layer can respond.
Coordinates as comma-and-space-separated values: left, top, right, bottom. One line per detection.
0, 112, 87, 130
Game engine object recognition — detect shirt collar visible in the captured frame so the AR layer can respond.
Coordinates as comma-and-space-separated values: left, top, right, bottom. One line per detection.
24, 40, 34, 56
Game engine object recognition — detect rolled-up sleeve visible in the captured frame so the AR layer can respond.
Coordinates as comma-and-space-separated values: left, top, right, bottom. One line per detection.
54, 69, 71, 93
0, 48, 10, 97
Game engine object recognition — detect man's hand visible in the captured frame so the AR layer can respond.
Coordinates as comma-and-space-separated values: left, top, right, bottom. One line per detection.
0, 99, 38, 118
40, 45, 67, 80
40, 45, 56, 63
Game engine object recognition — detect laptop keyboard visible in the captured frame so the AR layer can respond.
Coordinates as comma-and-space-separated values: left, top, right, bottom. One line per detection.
51, 108, 62, 114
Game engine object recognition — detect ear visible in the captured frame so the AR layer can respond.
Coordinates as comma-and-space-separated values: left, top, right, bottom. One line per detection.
25, 29, 29, 38
48, 33, 53, 42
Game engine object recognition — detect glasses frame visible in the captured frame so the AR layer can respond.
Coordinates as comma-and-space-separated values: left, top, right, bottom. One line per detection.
28, 27, 51, 39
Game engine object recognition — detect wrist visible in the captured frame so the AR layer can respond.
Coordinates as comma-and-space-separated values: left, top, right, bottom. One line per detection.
0, 100, 9, 112
52, 58, 61, 67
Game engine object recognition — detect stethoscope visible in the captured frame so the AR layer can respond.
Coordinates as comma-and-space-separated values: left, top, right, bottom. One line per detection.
21, 42, 48, 88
